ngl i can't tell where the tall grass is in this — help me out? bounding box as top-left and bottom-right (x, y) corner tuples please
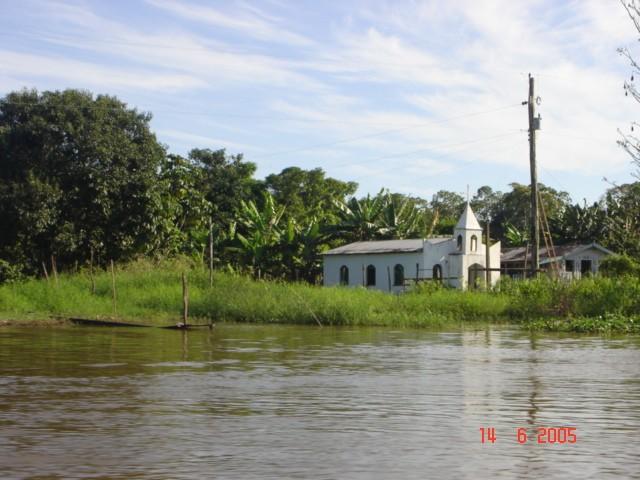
(0, 258), (638, 332)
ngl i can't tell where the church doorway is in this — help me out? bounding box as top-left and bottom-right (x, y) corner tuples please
(468, 263), (484, 290)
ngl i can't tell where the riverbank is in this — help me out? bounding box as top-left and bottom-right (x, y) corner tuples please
(0, 259), (638, 332)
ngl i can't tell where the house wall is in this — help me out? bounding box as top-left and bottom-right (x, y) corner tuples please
(562, 247), (609, 279)
(323, 252), (423, 292)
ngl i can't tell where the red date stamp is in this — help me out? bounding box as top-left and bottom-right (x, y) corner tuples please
(480, 427), (577, 444)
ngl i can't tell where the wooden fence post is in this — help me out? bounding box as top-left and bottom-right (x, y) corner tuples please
(42, 261), (49, 283)
(387, 266), (392, 292)
(51, 255), (58, 286)
(89, 248), (96, 295)
(110, 260), (117, 316)
(182, 272), (189, 326)
(209, 218), (213, 289)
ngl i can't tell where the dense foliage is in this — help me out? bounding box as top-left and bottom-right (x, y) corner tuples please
(1, 88), (640, 283)
(1, 259), (638, 333)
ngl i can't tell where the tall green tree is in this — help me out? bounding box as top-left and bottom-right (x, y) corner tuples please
(264, 167), (357, 224)
(603, 182), (640, 257)
(430, 190), (465, 234)
(492, 182), (571, 242)
(154, 154), (212, 257)
(0, 89), (166, 273)
(189, 148), (258, 231)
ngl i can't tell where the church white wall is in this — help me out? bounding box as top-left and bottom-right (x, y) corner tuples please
(323, 252), (423, 292)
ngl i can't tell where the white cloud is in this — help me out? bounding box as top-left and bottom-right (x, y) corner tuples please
(145, 0), (314, 47)
(0, 50), (205, 91)
(157, 129), (259, 153)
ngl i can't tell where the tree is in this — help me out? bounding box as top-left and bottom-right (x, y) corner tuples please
(189, 148), (258, 232)
(429, 190), (465, 234)
(470, 186), (504, 223)
(233, 191), (285, 277)
(264, 167), (357, 224)
(620, 0), (640, 177)
(0, 89), (166, 274)
(603, 181), (640, 257)
(380, 192), (424, 239)
(491, 182), (571, 243)
(154, 154), (212, 257)
(333, 190), (390, 242)
(556, 200), (607, 244)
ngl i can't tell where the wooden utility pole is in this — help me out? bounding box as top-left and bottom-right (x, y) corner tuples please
(528, 74), (540, 277)
(485, 220), (491, 289)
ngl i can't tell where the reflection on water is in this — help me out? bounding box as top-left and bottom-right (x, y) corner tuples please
(0, 325), (639, 479)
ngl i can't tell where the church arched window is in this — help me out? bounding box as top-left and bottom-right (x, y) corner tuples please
(339, 265), (349, 285)
(457, 235), (463, 251)
(393, 264), (404, 286)
(366, 265), (376, 286)
(433, 264), (442, 281)
(471, 235), (478, 252)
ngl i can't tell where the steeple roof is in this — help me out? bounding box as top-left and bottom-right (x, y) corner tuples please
(455, 202), (482, 231)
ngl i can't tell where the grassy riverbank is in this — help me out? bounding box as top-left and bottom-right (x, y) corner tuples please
(0, 259), (638, 332)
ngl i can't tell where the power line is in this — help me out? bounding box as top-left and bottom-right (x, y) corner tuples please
(250, 103), (522, 159)
(0, 98), (522, 128)
(330, 131), (524, 176)
(1, 97), (523, 156)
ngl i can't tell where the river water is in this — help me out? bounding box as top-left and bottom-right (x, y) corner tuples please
(0, 325), (639, 479)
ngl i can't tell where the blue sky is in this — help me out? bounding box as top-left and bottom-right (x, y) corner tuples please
(1, 0), (638, 203)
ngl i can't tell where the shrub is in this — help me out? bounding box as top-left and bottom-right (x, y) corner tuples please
(599, 254), (640, 277)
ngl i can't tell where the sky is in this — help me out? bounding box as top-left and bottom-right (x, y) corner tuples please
(1, 0), (639, 204)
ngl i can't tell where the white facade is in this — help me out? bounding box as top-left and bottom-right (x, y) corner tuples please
(323, 203), (501, 291)
(553, 245), (612, 279)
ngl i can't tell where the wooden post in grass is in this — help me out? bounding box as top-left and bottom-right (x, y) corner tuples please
(89, 248), (96, 295)
(110, 260), (117, 316)
(209, 218), (213, 288)
(182, 272), (189, 326)
(42, 261), (49, 283)
(51, 255), (58, 286)
(387, 266), (392, 292)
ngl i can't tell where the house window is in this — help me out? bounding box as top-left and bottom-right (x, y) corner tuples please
(457, 235), (463, 251)
(581, 259), (592, 275)
(433, 264), (442, 281)
(471, 235), (478, 252)
(393, 264), (404, 286)
(366, 265), (376, 286)
(339, 265), (349, 285)
(565, 259), (574, 273)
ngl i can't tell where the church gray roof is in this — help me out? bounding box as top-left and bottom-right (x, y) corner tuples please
(455, 203), (482, 231)
(323, 238), (450, 255)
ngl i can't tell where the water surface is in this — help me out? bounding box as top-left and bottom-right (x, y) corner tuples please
(0, 325), (639, 479)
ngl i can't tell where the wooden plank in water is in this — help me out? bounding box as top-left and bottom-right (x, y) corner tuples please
(161, 323), (214, 330)
(69, 318), (151, 328)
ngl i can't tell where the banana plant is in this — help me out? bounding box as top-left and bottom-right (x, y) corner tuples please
(234, 191), (285, 276)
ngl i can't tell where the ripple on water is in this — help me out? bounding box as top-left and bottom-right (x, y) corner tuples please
(0, 326), (638, 480)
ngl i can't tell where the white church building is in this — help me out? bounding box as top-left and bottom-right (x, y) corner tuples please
(322, 203), (501, 291)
